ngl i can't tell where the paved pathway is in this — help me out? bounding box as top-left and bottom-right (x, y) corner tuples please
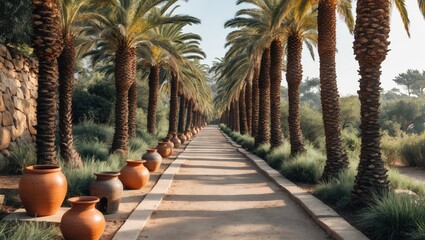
(138, 126), (330, 240)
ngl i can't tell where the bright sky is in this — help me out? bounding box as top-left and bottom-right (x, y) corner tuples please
(176, 0), (425, 96)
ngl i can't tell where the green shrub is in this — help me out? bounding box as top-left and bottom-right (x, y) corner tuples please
(388, 168), (425, 196)
(61, 156), (123, 199)
(0, 221), (60, 240)
(381, 134), (404, 166)
(7, 140), (36, 174)
(266, 144), (290, 170)
(253, 144), (270, 159)
(399, 133), (425, 167)
(358, 191), (425, 240)
(72, 89), (113, 124)
(73, 121), (114, 143)
(128, 137), (149, 160)
(314, 168), (355, 209)
(76, 141), (109, 162)
(239, 135), (255, 150)
(280, 147), (325, 183)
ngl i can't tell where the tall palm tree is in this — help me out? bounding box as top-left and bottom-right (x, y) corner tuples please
(291, 0), (354, 179)
(32, 0), (63, 165)
(351, 0), (414, 206)
(57, 0), (85, 168)
(283, 10), (318, 155)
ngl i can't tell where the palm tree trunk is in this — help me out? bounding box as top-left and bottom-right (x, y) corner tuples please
(239, 86), (248, 134)
(245, 79), (252, 134)
(178, 95), (186, 133)
(270, 38), (285, 150)
(234, 100), (240, 132)
(318, 0), (349, 180)
(251, 66), (260, 137)
(255, 48), (271, 147)
(128, 81), (137, 138)
(58, 34), (82, 168)
(185, 100), (193, 131)
(168, 73), (179, 134)
(351, 0), (391, 206)
(147, 65), (159, 135)
(111, 46), (136, 154)
(32, 0), (62, 165)
(286, 35), (305, 155)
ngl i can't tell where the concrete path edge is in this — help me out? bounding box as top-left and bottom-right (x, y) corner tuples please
(221, 131), (369, 240)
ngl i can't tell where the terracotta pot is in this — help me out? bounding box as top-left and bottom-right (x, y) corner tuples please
(177, 133), (187, 144)
(185, 131), (192, 140)
(170, 134), (181, 148)
(60, 196), (105, 240)
(19, 165), (67, 217)
(156, 141), (172, 158)
(90, 172), (123, 214)
(192, 128), (197, 136)
(142, 148), (162, 172)
(119, 160), (150, 189)
(162, 138), (174, 149)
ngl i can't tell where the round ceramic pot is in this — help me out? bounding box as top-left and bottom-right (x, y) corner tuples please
(162, 138), (174, 150)
(192, 128), (197, 136)
(19, 165), (67, 217)
(142, 149), (162, 172)
(119, 160), (150, 189)
(60, 196), (105, 240)
(90, 172), (123, 214)
(156, 142), (172, 158)
(185, 131), (192, 140)
(177, 133), (187, 144)
(170, 134), (181, 148)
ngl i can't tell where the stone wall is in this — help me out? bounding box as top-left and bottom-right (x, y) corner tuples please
(0, 44), (38, 171)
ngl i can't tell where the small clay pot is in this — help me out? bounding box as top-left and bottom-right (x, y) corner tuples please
(185, 131), (192, 140)
(19, 165), (67, 217)
(170, 134), (181, 148)
(60, 196), (105, 240)
(119, 160), (150, 189)
(156, 141), (172, 158)
(90, 172), (123, 214)
(142, 149), (162, 172)
(177, 133), (187, 144)
(163, 138), (174, 149)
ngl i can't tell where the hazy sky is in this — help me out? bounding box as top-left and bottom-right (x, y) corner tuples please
(176, 0), (425, 96)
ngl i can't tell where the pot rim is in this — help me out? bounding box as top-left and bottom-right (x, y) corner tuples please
(24, 165), (61, 174)
(147, 148), (157, 152)
(125, 159), (146, 164)
(67, 196), (99, 204)
(94, 171), (120, 177)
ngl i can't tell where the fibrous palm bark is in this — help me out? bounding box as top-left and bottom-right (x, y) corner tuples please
(168, 73), (179, 134)
(32, 0), (63, 165)
(58, 35), (82, 168)
(251, 67), (260, 137)
(147, 65), (160, 135)
(239, 86), (248, 134)
(128, 81), (138, 138)
(319, 0), (349, 180)
(286, 35), (305, 155)
(255, 48), (271, 146)
(351, 0), (391, 206)
(269, 38), (285, 150)
(185, 100), (193, 131)
(178, 95), (186, 133)
(245, 79), (252, 134)
(111, 46), (136, 154)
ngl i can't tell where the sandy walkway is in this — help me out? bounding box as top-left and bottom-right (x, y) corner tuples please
(139, 126), (330, 240)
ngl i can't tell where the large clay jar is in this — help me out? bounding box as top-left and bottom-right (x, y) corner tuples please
(119, 160), (150, 189)
(177, 133), (187, 144)
(19, 165), (67, 217)
(170, 134), (181, 148)
(192, 128), (197, 136)
(185, 130), (192, 140)
(60, 196), (105, 240)
(163, 138), (174, 150)
(156, 141), (172, 158)
(90, 172), (123, 214)
(142, 149), (162, 172)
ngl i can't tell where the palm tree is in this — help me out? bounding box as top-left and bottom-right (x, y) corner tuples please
(283, 10), (318, 155)
(57, 0), (85, 168)
(351, 0), (414, 206)
(32, 0), (63, 165)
